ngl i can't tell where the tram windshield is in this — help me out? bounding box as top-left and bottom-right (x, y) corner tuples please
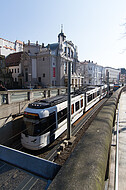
(23, 118), (49, 136)
(23, 112), (56, 136)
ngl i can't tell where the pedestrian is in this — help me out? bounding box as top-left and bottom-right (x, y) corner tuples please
(0, 81), (7, 91)
(0, 81), (7, 103)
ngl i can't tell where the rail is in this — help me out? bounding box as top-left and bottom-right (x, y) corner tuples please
(115, 103), (119, 190)
(0, 87), (69, 105)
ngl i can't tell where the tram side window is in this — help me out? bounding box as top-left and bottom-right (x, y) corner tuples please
(75, 101), (79, 111)
(93, 93), (95, 99)
(71, 104), (74, 114)
(88, 94), (92, 102)
(81, 99), (83, 108)
(48, 112), (56, 131)
(97, 91), (100, 96)
(58, 108), (67, 124)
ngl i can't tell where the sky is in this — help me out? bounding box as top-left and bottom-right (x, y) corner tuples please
(1, 0), (126, 69)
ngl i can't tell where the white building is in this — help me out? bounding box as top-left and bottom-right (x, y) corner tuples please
(0, 38), (23, 57)
(105, 67), (120, 84)
(77, 60), (105, 86)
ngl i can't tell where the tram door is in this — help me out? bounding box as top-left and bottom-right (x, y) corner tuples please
(49, 112), (56, 143)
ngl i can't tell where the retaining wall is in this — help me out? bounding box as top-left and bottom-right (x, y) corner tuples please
(48, 87), (124, 190)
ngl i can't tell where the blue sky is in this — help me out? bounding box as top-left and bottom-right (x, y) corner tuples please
(1, 0), (126, 68)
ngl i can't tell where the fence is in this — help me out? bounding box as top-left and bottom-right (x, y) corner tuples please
(0, 87), (68, 105)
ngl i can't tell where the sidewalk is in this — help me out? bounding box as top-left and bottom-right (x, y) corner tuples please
(109, 91), (126, 190)
(118, 91), (126, 190)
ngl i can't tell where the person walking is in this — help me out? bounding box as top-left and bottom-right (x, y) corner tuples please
(0, 81), (7, 103)
(0, 81), (7, 91)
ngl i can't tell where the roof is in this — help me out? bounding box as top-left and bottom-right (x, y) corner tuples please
(5, 52), (23, 67)
(58, 32), (66, 38)
(46, 43), (59, 51)
(28, 95), (68, 109)
(0, 37), (15, 44)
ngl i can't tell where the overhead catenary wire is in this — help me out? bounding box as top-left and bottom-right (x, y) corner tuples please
(0, 108), (72, 146)
(0, 85), (106, 146)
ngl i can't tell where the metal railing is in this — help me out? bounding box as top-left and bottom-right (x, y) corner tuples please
(0, 87), (68, 105)
(115, 103), (120, 190)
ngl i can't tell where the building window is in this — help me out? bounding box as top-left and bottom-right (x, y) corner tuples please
(68, 47), (70, 57)
(38, 77), (41, 82)
(15, 78), (17, 82)
(12, 69), (13, 73)
(71, 63), (74, 74)
(64, 62), (67, 74)
(43, 57), (45, 61)
(53, 67), (56, 77)
(43, 73), (45, 77)
(18, 68), (19, 73)
(72, 79), (74, 85)
(64, 47), (67, 56)
(52, 81), (54, 86)
(71, 50), (73, 58)
(25, 68), (28, 82)
(52, 62), (55, 66)
(15, 69), (16, 73)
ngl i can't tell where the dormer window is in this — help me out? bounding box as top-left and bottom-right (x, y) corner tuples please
(64, 47), (67, 56)
(71, 50), (73, 58)
(68, 47), (70, 57)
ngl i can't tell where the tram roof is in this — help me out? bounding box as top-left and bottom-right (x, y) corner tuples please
(28, 87), (99, 109)
(28, 95), (68, 109)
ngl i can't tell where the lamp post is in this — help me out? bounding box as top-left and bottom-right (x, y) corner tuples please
(29, 73), (31, 89)
(67, 61), (71, 140)
(107, 71), (109, 97)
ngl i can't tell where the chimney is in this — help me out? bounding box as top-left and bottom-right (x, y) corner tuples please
(28, 40), (30, 45)
(42, 43), (44, 48)
(36, 41), (38, 46)
(47, 44), (50, 50)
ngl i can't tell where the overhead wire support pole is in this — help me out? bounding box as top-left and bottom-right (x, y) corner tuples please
(67, 61), (71, 140)
(107, 71), (109, 97)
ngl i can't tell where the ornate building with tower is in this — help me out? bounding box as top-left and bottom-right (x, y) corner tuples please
(20, 29), (83, 88)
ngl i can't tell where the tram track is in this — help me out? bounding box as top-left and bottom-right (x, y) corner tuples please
(0, 97), (108, 190)
(39, 97), (108, 163)
(72, 98), (107, 136)
(11, 97), (108, 162)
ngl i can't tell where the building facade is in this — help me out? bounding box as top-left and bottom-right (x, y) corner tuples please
(77, 60), (105, 86)
(105, 67), (120, 84)
(0, 55), (13, 88)
(21, 30), (82, 88)
(5, 52), (24, 88)
(0, 38), (23, 57)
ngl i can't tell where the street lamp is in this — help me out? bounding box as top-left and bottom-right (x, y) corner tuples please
(29, 73), (31, 89)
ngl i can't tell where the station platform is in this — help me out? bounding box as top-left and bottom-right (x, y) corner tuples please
(109, 90), (126, 190)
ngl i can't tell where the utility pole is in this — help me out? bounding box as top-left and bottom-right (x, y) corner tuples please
(67, 61), (71, 140)
(29, 73), (31, 89)
(107, 71), (109, 97)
